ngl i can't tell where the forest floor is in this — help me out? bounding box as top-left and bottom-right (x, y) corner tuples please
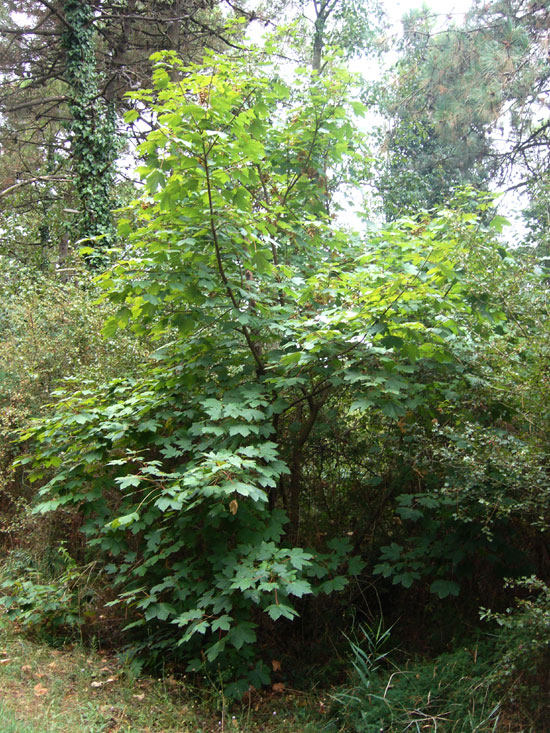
(0, 623), (331, 733)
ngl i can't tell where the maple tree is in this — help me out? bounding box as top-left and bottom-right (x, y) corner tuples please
(15, 43), (516, 690)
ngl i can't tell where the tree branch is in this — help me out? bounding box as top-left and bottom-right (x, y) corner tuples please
(0, 175), (72, 200)
(201, 140), (266, 376)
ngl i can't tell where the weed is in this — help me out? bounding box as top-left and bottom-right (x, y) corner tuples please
(332, 622), (505, 732)
(0, 545), (101, 643)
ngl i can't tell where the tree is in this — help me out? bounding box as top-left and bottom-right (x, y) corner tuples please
(309, 0), (383, 71)
(378, 0), (550, 219)
(17, 41), (510, 688)
(377, 8), (494, 219)
(0, 0), (244, 262)
(435, 0), (550, 189)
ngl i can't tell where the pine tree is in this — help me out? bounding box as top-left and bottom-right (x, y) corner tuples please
(378, 0), (550, 218)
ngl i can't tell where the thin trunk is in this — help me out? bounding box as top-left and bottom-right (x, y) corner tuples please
(286, 393), (327, 543)
(312, 16), (325, 72)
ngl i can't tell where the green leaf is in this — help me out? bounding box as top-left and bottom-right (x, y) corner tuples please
(380, 400), (405, 420)
(392, 571), (420, 589)
(144, 602), (175, 621)
(348, 556), (366, 575)
(265, 603), (298, 621)
(318, 576), (349, 593)
(115, 475), (142, 489)
(229, 622), (257, 650)
(211, 614), (232, 632)
(228, 424), (259, 437)
(124, 109), (139, 124)
(430, 580), (460, 599)
(489, 215), (510, 232)
(109, 512), (139, 529)
(288, 548), (314, 570)
(285, 579), (312, 597)
(146, 169), (165, 193)
(379, 543), (403, 562)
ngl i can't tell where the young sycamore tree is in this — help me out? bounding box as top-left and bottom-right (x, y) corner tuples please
(20, 44), (505, 692)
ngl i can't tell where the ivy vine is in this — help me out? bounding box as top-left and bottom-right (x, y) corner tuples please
(62, 0), (119, 263)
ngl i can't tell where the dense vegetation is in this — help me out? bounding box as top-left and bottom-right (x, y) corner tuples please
(1, 0), (549, 730)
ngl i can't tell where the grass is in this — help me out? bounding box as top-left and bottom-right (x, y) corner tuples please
(0, 703), (37, 733)
(0, 620), (332, 733)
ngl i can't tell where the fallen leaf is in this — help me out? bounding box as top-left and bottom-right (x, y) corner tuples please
(21, 665), (32, 675)
(91, 681), (104, 688)
(0, 658), (11, 665)
(33, 684), (48, 697)
(229, 499), (238, 515)
(271, 659), (281, 672)
(272, 682), (285, 693)
(132, 693), (145, 701)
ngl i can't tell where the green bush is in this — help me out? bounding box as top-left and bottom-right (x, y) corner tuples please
(14, 45), (523, 693)
(0, 258), (146, 548)
(0, 545), (99, 641)
(481, 576), (550, 724)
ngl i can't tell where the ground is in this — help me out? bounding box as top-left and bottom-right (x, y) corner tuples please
(0, 624), (330, 733)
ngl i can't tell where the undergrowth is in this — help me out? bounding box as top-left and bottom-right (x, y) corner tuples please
(2, 556), (550, 732)
(334, 633), (502, 732)
(332, 581), (550, 732)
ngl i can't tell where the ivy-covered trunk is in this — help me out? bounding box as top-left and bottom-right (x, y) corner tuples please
(62, 0), (119, 262)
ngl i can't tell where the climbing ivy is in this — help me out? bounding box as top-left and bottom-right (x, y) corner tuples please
(62, 0), (119, 262)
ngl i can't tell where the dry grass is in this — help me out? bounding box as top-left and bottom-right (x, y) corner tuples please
(0, 621), (331, 733)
